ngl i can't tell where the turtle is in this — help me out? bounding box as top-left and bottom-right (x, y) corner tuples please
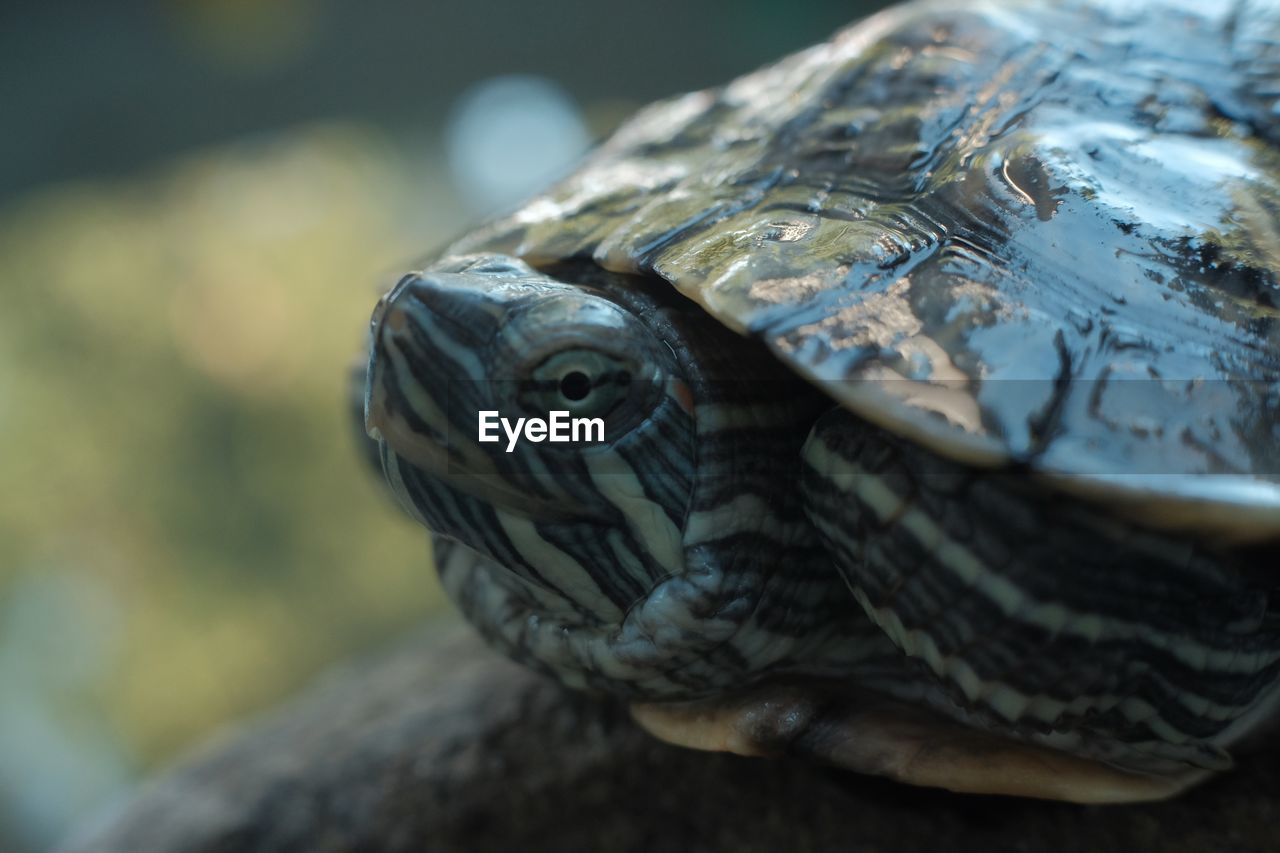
(359, 0), (1280, 803)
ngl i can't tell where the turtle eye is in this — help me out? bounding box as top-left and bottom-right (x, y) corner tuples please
(558, 370), (592, 402)
(517, 349), (638, 424)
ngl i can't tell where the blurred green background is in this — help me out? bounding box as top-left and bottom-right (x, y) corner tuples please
(0, 0), (885, 849)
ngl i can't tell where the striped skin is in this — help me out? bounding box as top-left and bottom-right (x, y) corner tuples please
(364, 252), (1280, 781)
(365, 255), (897, 697)
(353, 0), (1280, 794)
(802, 406), (1280, 773)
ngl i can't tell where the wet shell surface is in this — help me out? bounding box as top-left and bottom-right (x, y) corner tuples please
(452, 0), (1280, 539)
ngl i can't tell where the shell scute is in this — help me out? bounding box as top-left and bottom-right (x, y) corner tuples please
(451, 0), (1280, 533)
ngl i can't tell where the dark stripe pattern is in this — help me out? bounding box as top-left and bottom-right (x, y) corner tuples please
(802, 406), (1280, 771)
(369, 257), (897, 696)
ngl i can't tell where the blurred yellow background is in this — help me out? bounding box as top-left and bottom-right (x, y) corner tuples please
(0, 0), (883, 848)
(0, 126), (443, 847)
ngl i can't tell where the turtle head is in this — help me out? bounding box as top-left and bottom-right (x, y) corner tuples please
(365, 254), (685, 527)
(363, 254), (847, 697)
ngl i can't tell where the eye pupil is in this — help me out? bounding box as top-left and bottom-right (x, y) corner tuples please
(559, 371), (592, 402)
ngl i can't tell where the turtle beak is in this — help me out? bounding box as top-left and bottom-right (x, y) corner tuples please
(363, 277), (409, 444)
(363, 273), (456, 477)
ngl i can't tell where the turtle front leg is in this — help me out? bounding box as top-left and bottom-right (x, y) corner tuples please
(630, 684), (1210, 803)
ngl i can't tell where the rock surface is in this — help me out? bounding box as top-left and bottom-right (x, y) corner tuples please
(61, 620), (1280, 853)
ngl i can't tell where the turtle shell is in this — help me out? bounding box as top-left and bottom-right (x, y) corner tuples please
(450, 0), (1280, 540)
